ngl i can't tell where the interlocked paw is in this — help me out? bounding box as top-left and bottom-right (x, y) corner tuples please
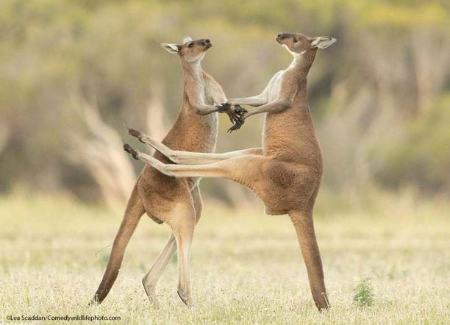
(216, 103), (246, 133)
(233, 104), (247, 116)
(216, 102), (231, 112)
(226, 105), (247, 133)
(227, 112), (241, 125)
(227, 119), (244, 133)
(123, 143), (139, 160)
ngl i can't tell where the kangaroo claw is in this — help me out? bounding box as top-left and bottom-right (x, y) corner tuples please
(227, 120), (244, 133)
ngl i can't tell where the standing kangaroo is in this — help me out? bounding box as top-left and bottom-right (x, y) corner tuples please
(124, 32), (336, 310)
(90, 37), (239, 306)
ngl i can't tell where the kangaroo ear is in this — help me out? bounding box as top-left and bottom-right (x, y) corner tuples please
(182, 36), (193, 44)
(311, 36), (336, 49)
(161, 43), (180, 54)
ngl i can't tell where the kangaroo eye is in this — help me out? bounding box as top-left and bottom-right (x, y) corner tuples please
(293, 38), (298, 43)
(188, 43), (194, 48)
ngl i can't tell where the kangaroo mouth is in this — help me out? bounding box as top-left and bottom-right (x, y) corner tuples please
(205, 43), (212, 49)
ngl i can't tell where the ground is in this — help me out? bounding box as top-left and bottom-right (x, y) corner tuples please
(0, 194), (449, 324)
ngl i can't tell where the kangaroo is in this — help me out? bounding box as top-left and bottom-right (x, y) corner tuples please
(90, 37), (240, 306)
(124, 32), (336, 310)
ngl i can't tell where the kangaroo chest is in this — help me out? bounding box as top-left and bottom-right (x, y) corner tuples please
(187, 80), (218, 152)
(267, 70), (284, 102)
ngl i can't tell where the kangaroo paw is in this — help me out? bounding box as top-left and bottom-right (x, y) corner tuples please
(234, 104), (247, 115)
(216, 102), (231, 112)
(227, 120), (244, 133)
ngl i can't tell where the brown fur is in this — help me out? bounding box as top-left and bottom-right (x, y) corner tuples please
(126, 33), (336, 310)
(90, 38), (228, 306)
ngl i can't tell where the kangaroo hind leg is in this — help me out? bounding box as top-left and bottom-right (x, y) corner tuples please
(124, 144), (265, 182)
(165, 202), (197, 306)
(141, 187), (202, 305)
(128, 128), (262, 164)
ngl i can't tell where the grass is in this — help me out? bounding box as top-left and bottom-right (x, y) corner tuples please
(0, 193), (449, 324)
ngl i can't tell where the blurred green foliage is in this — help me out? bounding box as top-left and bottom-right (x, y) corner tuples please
(0, 0), (449, 202)
(378, 96), (450, 193)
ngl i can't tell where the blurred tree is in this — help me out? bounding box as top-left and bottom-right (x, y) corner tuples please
(376, 95), (450, 193)
(0, 0), (449, 203)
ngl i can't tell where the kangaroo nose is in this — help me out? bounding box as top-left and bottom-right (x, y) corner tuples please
(202, 39), (212, 47)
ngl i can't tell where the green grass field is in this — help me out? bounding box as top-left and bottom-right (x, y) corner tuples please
(0, 194), (449, 324)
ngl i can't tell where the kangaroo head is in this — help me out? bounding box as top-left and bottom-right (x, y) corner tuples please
(276, 32), (336, 56)
(161, 36), (212, 63)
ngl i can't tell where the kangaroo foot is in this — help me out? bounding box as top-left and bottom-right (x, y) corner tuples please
(123, 143), (139, 160)
(177, 289), (192, 307)
(128, 128), (147, 144)
(142, 282), (160, 308)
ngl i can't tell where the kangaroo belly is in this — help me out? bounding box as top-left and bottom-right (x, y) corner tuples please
(137, 170), (193, 224)
(257, 161), (319, 214)
(229, 157), (320, 216)
(138, 109), (218, 224)
(164, 110), (218, 154)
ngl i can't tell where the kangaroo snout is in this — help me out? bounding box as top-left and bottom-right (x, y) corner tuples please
(276, 33), (288, 42)
(201, 39), (212, 48)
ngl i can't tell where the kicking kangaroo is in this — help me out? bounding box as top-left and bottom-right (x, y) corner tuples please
(90, 37), (239, 306)
(124, 32), (336, 310)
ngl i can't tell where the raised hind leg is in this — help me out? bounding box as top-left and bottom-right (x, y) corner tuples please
(141, 187), (202, 305)
(124, 143), (265, 180)
(128, 128), (261, 164)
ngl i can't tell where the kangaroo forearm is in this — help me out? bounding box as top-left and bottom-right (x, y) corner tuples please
(229, 96), (267, 107)
(245, 100), (290, 118)
(192, 103), (218, 115)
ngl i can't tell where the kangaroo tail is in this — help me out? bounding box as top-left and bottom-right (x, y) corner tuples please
(90, 185), (145, 305)
(288, 209), (329, 310)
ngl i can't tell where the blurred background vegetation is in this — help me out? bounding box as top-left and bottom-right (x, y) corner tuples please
(0, 0), (449, 211)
